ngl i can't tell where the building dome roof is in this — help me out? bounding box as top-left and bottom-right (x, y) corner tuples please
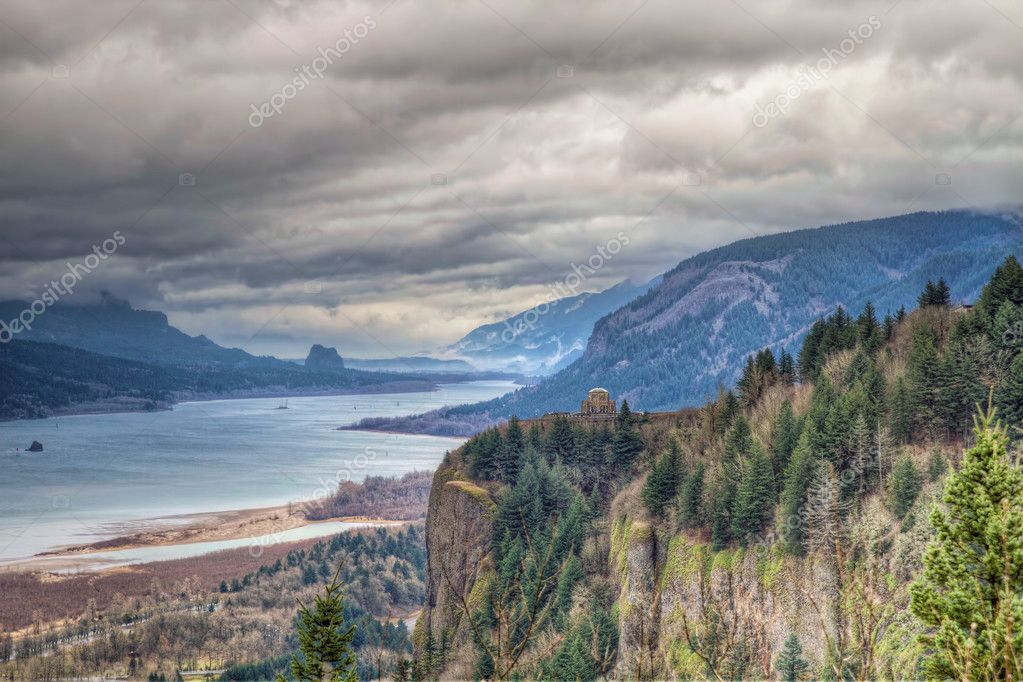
(589, 387), (609, 394)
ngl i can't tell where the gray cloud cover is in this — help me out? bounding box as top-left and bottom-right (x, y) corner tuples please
(0, 0), (1020, 357)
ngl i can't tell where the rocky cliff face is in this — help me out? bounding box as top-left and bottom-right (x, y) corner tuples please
(420, 494), (841, 679)
(415, 463), (496, 673)
(304, 343), (345, 371)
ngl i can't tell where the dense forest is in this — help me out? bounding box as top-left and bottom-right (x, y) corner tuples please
(415, 256), (1023, 680)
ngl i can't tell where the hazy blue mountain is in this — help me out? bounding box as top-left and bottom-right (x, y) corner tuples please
(0, 294), (284, 369)
(345, 356), (478, 373)
(456, 209), (1023, 419)
(446, 277), (660, 374)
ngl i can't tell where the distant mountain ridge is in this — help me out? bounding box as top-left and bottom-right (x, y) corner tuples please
(0, 295), (283, 368)
(456, 209), (1023, 419)
(445, 277), (659, 374)
(0, 299), (446, 420)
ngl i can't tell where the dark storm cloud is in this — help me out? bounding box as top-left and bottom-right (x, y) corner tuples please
(1, 0), (1021, 356)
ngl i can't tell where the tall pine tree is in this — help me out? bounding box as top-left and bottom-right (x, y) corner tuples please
(910, 407), (1023, 680)
(283, 564), (358, 682)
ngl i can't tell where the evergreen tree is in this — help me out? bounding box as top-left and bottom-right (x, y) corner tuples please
(737, 354), (760, 408)
(712, 417), (754, 548)
(780, 427), (818, 554)
(978, 255), (1023, 320)
(943, 340), (987, 437)
(936, 277), (951, 306)
(776, 633), (811, 681)
(282, 564), (357, 682)
(856, 301), (882, 352)
(302, 564), (318, 585)
(919, 278), (952, 307)
(641, 439), (684, 517)
(545, 415), (575, 465)
(542, 619), (599, 681)
(679, 462), (705, 528)
(731, 449), (776, 544)
(610, 400), (643, 470)
(710, 478), (734, 551)
(527, 422), (544, 451)
(468, 428), (504, 480)
(996, 352), (1023, 434)
(492, 449), (573, 550)
(927, 448), (948, 482)
(906, 327), (942, 437)
(990, 301), (1023, 351)
(910, 407), (1023, 680)
(889, 454), (922, 519)
(779, 349), (796, 385)
(883, 312), (896, 340)
(716, 390), (740, 435)
(772, 400), (801, 477)
(494, 418), (524, 483)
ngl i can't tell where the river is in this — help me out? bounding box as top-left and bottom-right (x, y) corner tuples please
(0, 380), (513, 563)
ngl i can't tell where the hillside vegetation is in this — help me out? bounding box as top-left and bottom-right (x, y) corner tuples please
(415, 256), (1023, 680)
(462, 209), (1023, 419)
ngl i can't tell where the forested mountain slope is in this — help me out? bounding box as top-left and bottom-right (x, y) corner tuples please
(414, 258), (1023, 680)
(463, 209), (1022, 418)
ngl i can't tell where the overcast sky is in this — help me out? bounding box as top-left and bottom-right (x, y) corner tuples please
(0, 0), (1020, 358)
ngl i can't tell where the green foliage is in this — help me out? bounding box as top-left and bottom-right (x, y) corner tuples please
(772, 400), (800, 476)
(918, 278), (952, 307)
(927, 449), (948, 482)
(731, 449), (776, 545)
(776, 633), (811, 681)
(492, 449), (573, 551)
(642, 439), (685, 517)
(738, 348), (779, 407)
(798, 306), (858, 380)
(497, 416), (524, 481)
(283, 564), (358, 682)
(610, 400), (644, 470)
(977, 255), (1023, 320)
(679, 463), (705, 528)
(889, 454), (923, 520)
(910, 407), (1023, 680)
(780, 427), (819, 554)
(545, 415), (576, 464)
(906, 327), (943, 437)
(996, 352), (1023, 434)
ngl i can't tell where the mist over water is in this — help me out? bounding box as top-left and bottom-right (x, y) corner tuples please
(0, 381), (514, 562)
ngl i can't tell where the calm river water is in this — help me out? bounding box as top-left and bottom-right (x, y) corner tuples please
(0, 380), (513, 563)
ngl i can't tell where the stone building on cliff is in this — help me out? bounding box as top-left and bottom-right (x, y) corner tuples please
(580, 387), (616, 416)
